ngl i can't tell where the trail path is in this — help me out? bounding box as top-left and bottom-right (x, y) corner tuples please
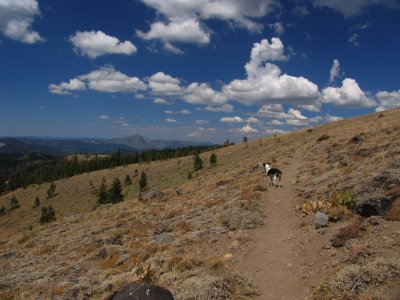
(236, 149), (312, 300)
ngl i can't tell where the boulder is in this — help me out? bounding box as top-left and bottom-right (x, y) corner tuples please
(110, 282), (174, 300)
(154, 233), (173, 244)
(314, 211), (329, 228)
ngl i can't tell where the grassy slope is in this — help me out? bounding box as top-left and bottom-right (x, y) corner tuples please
(0, 108), (399, 299)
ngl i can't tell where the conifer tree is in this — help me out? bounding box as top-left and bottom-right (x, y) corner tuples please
(47, 182), (56, 198)
(0, 206), (5, 215)
(139, 171), (148, 192)
(108, 178), (124, 203)
(33, 196), (40, 208)
(243, 136), (248, 148)
(124, 174), (132, 186)
(10, 195), (20, 210)
(210, 152), (217, 166)
(97, 178), (108, 204)
(193, 153), (203, 171)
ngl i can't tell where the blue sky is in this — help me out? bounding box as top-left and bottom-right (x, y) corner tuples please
(1, 0), (399, 143)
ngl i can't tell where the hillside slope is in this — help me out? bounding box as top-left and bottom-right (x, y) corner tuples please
(0, 109), (399, 299)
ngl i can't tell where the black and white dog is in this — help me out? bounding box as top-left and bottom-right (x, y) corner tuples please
(263, 163), (283, 187)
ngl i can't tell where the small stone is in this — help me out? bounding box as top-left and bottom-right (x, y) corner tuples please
(314, 211), (329, 229)
(345, 238), (359, 250)
(223, 253), (233, 260)
(154, 233), (173, 244)
(230, 240), (240, 249)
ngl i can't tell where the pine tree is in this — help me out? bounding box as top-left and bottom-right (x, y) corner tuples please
(124, 174), (132, 186)
(33, 196), (40, 208)
(108, 178), (124, 203)
(210, 152), (217, 166)
(243, 136), (248, 148)
(46, 182), (56, 198)
(97, 178), (108, 204)
(193, 153), (203, 171)
(139, 171), (148, 192)
(40, 206), (56, 224)
(0, 206), (5, 215)
(10, 195), (20, 210)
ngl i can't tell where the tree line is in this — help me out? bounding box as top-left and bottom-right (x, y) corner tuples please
(0, 143), (233, 195)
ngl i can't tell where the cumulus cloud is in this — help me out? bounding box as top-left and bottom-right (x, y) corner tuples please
(195, 119), (209, 125)
(49, 78), (86, 95)
(348, 33), (359, 47)
(329, 59), (341, 83)
(98, 115), (110, 120)
(0, 0), (44, 43)
(183, 82), (227, 105)
(245, 38), (288, 77)
(247, 117), (260, 123)
(69, 30), (137, 59)
(148, 72), (183, 95)
(223, 38), (320, 106)
(49, 66), (147, 94)
(264, 128), (286, 135)
(139, 0), (278, 32)
(239, 123), (259, 133)
(269, 22), (285, 36)
(309, 114), (344, 123)
(298, 103), (321, 112)
(269, 119), (284, 125)
(220, 116), (245, 123)
(375, 90), (400, 111)
(203, 104), (234, 113)
(137, 19), (210, 45)
(312, 0), (399, 17)
(321, 78), (376, 108)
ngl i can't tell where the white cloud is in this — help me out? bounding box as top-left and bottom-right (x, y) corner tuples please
(136, 18), (210, 46)
(269, 22), (285, 36)
(148, 72), (183, 95)
(348, 33), (359, 47)
(257, 106), (308, 122)
(69, 30), (137, 59)
(49, 78), (86, 95)
(292, 5), (310, 16)
(312, 0), (399, 17)
(269, 119), (284, 125)
(195, 119), (209, 125)
(165, 109), (192, 115)
(98, 115), (110, 120)
(183, 82), (227, 105)
(321, 78), (376, 108)
(245, 38), (288, 77)
(286, 119), (308, 126)
(0, 0), (44, 43)
(246, 117), (260, 123)
(298, 103), (321, 112)
(139, 0), (278, 33)
(203, 104), (234, 113)
(135, 94), (145, 99)
(329, 59), (341, 83)
(220, 116), (245, 123)
(153, 97), (170, 105)
(264, 128), (286, 135)
(49, 66), (147, 94)
(163, 41), (185, 54)
(239, 123), (259, 133)
(375, 90), (400, 111)
(166, 118), (179, 123)
(309, 114), (344, 123)
(223, 38), (320, 106)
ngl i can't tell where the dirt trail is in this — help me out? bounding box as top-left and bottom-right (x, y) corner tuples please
(236, 149), (312, 300)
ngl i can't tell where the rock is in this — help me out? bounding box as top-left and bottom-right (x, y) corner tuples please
(154, 233), (173, 244)
(142, 190), (164, 201)
(317, 134), (330, 142)
(314, 211), (329, 228)
(344, 238), (359, 250)
(110, 282), (174, 300)
(223, 253), (233, 260)
(229, 240), (240, 249)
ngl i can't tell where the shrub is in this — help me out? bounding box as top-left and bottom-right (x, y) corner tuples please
(331, 221), (361, 247)
(10, 195), (20, 210)
(334, 189), (354, 207)
(40, 206), (56, 225)
(0, 206), (5, 215)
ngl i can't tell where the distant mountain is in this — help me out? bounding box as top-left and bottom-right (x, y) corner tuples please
(0, 135), (213, 155)
(111, 135), (213, 150)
